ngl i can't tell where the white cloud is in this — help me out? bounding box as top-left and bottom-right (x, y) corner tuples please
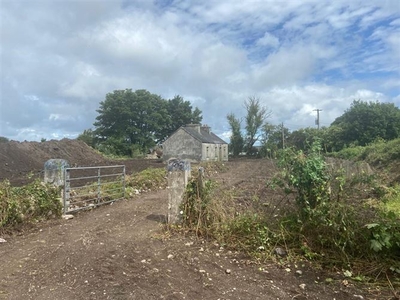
(256, 32), (279, 48)
(0, 0), (399, 141)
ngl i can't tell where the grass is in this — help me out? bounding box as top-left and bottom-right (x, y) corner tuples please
(126, 168), (167, 194)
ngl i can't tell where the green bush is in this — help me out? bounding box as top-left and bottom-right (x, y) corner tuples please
(366, 211), (400, 254)
(333, 138), (400, 166)
(274, 141), (331, 216)
(0, 180), (62, 229)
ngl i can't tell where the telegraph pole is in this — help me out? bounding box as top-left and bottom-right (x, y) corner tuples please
(313, 109), (322, 129)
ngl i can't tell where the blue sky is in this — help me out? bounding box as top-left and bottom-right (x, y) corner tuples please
(1, 0), (399, 142)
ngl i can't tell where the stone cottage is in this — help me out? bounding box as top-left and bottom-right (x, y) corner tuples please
(163, 124), (228, 162)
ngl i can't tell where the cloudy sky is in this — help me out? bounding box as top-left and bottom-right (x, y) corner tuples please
(1, 0), (399, 142)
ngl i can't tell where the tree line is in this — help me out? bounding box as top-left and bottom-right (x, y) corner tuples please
(2, 88), (397, 158)
(228, 98), (400, 157)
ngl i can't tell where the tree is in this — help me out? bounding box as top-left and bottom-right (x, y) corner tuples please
(332, 100), (400, 148)
(320, 125), (344, 152)
(227, 113), (244, 157)
(244, 97), (271, 155)
(159, 95), (202, 142)
(286, 127), (322, 151)
(0, 136), (9, 143)
(259, 123), (289, 158)
(93, 89), (202, 156)
(94, 89), (169, 156)
(77, 129), (97, 148)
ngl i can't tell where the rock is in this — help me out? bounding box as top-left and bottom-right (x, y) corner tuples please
(167, 254), (174, 259)
(295, 270), (303, 276)
(353, 295), (364, 299)
(299, 284), (306, 290)
(274, 247), (287, 257)
(225, 269), (231, 274)
(0, 238), (6, 243)
(62, 214), (74, 220)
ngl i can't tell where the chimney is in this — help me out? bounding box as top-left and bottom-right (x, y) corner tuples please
(202, 124), (211, 134)
(186, 123), (201, 133)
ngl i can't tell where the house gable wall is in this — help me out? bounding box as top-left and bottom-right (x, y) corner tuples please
(163, 129), (202, 162)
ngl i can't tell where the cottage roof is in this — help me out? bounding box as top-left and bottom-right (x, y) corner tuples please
(180, 125), (227, 144)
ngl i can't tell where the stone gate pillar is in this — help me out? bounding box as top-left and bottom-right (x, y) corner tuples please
(44, 159), (70, 187)
(167, 159), (191, 224)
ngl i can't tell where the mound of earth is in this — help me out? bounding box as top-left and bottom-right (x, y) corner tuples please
(0, 139), (164, 186)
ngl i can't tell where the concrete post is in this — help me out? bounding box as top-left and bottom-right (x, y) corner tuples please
(44, 159), (70, 213)
(44, 159), (70, 187)
(167, 159), (191, 224)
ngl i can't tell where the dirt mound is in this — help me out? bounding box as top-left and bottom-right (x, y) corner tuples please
(0, 139), (164, 186)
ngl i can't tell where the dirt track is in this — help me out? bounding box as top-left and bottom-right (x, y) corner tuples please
(0, 158), (385, 300)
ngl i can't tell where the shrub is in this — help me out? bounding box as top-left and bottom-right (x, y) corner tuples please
(0, 180), (62, 230)
(274, 141), (331, 217)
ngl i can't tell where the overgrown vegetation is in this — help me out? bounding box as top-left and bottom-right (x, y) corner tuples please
(332, 138), (400, 166)
(0, 179), (62, 231)
(0, 167), (167, 230)
(126, 168), (167, 194)
(178, 142), (400, 286)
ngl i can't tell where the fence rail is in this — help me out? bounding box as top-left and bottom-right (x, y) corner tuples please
(63, 165), (125, 213)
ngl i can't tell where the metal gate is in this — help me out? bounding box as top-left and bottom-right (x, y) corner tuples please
(63, 165), (125, 213)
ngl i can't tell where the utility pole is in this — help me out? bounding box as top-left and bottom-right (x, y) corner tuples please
(313, 109), (322, 129)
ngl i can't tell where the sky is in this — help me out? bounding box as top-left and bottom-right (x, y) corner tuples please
(1, 0), (399, 142)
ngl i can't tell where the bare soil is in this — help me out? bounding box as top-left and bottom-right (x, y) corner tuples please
(0, 139), (164, 186)
(0, 140), (396, 299)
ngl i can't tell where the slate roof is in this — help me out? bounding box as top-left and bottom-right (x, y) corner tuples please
(181, 125), (227, 144)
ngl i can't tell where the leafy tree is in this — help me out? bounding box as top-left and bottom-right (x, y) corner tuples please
(159, 95), (202, 142)
(286, 127), (323, 151)
(93, 89), (202, 156)
(259, 123), (289, 158)
(244, 97), (271, 155)
(0, 136), (9, 143)
(320, 125), (345, 152)
(94, 89), (169, 156)
(77, 129), (97, 148)
(227, 113), (244, 156)
(332, 100), (400, 148)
